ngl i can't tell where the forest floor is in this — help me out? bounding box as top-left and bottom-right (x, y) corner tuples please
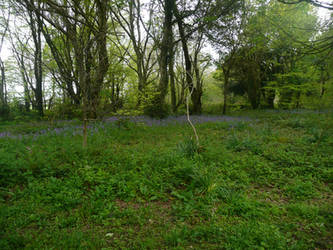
(0, 110), (332, 249)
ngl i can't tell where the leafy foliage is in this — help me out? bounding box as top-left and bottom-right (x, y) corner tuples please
(0, 111), (332, 249)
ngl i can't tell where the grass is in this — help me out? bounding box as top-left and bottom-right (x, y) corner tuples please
(0, 110), (332, 249)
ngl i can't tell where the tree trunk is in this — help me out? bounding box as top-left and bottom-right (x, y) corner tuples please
(223, 68), (229, 115)
(192, 60), (202, 114)
(266, 89), (275, 109)
(247, 60), (261, 109)
(157, 0), (174, 112)
(320, 71), (327, 98)
(0, 58), (6, 106)
(34, 27), (43, 116)
(169, 33), (176, 112)
(91, 0), (109, 118)
(29, 3), (43, 116)
(24, 82), (30, 112)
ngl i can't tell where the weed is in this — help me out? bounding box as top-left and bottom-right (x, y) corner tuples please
(284, 180), (319, 201)
(177, 137), (200, 158)
(224, 221), (287, 250)
(227, 133), (262, 154)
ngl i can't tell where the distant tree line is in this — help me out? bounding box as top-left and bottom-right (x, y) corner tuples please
(0, 0), (332, 120)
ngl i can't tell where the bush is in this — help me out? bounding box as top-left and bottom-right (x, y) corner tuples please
(0, 104), (10, 120)
(143, 101), (170, 118)
(140, 88), (170, 118)
(45, 102), (82, 120)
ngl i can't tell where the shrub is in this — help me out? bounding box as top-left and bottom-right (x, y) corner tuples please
(143, 101), (170, 118)
(133, 86), (171, 118)
(0, 104), (10, 120)
(46, 102), (82, 120)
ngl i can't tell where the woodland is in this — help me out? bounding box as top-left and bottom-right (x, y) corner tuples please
(0, 0), (332, 249)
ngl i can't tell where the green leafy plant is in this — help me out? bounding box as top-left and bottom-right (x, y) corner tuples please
(177, 137), (200, 158)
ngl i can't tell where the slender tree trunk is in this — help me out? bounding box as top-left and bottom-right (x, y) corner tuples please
(28, 3), (44, 116)
(0, 58), (6, 106)
(169, 33), (176, 112)
(85, 37), (93, 117)
(35, 25), (43, 116)
(157, 0), (174, 112)
(24, 82), (30, 112)
(222, 68), (229, 115)
(193, 52), (203, 114)
(320, 83), (325, 98)
(175, 71), (186, 109)
(0, 7), (9, 109)
(320, 71), (326, 98)
(247, 60), (261, 109)
(266, 89), (275, 108)
(295, 91), (301, 109)
(170, 58), (176, 112)
(77, 45), (88, 147)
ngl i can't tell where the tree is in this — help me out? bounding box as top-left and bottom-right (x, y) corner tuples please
(265, 1), (319, 108)
(27, 0), (43, 116)
(0, 0), (10, 116)
(208, 2), (245, 113)
(16, 0), (110, 146)
(174, 0), (243, 114)
(8, 0), (45, 115)
(278, 0), (333, 10)
(18, 0), (110, 118)
(277, 0), (333, 54)
(40, 25), (82, 106)
(225, 0), (319, 109)
(110, 0), (159, 105)
(150, 0), (174, 117)
(192, 33), (211, 114)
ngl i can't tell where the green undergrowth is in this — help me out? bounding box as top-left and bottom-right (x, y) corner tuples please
(0, 111), (332, 249)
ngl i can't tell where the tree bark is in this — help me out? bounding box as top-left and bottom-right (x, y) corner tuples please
(0, 58), (6, 106)
(156, 0), (174, 111)
(169, 33), (176, 112)
(222, 68), (229, 115)
(28, 1), (43, 116)
(0, 6), (9, 108)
